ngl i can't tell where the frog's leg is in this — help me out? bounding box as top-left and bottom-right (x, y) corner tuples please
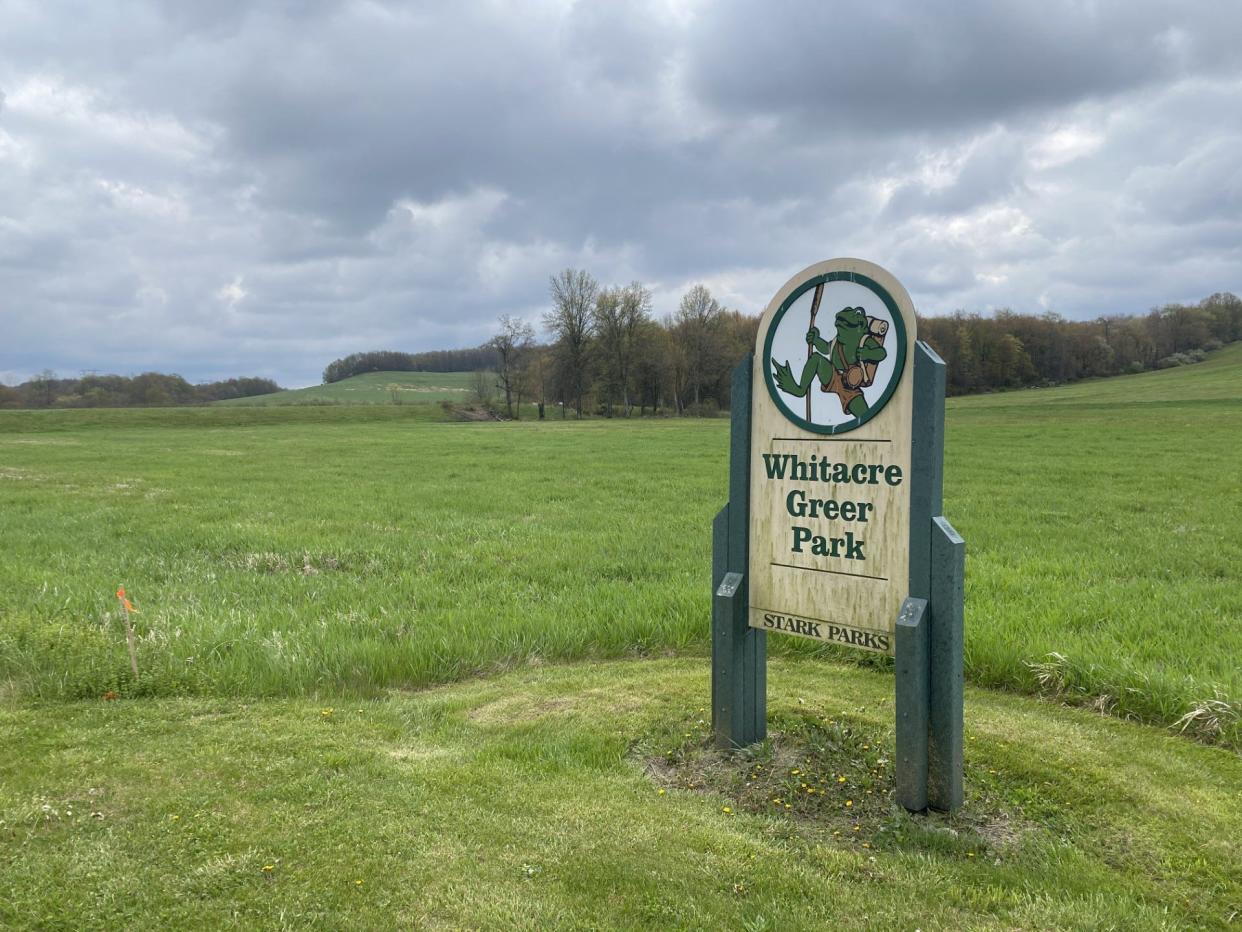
(847, 394), (869, 418)
(773, 353), (832, 398)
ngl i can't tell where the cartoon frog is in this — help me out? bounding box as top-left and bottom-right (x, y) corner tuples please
(772, 306), (888, 417)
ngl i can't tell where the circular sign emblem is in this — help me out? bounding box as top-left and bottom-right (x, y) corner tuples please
(763, 271), (907, 434)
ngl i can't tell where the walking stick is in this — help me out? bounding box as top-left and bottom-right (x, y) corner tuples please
(805, 283), (824, 421)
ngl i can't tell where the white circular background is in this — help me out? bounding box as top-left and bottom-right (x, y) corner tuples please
(767, 279), (900, 428)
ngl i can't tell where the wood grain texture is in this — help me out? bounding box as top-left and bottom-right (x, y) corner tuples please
(747, 258), (918, 655)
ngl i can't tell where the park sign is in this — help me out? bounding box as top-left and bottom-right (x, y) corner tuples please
(752, 260), (915, 653)
(711, 258), (966, 813)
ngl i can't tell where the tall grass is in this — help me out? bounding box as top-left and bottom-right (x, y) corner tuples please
(1, 345), (1239, 747)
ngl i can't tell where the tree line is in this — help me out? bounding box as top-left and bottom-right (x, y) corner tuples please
(8, 287), (1232, 415)
(478, 271), (758, 419)
(0, 371), (282, 409)
(919, 291), (1241, 395)
(489, 274), (1242, 419)
(323, 346), (499, 383)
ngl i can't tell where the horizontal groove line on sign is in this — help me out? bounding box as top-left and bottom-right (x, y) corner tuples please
(771, 436), (893, 443)
(768, 560), (889, 582)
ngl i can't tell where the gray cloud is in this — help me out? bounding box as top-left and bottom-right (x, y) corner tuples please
(2, 0), (1241, 386)
(688, 0), (1242, 129)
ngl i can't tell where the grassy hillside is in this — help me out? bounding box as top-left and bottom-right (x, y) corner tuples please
(956, 340), (1242, 407)
(216, 370), (477, 406)
(2, 659), (1239, 929)
(0, 345), (1238, 747)
(944, 341), (1242, 737)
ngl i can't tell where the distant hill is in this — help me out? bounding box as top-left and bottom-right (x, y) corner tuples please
(952, 339), (1242, 408)
(213, 371), (477, 406)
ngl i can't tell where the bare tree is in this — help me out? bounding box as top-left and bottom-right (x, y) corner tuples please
(489, 316), (535, 419)
(529, 345), (551, 419)
(29, 369), (58, 408)
(598, 281), (652, 416)
(672, 284), (724, 408)
(632, 317), (670, 416)
(545, 269), (598, 418)
(470, 369), (496, 407)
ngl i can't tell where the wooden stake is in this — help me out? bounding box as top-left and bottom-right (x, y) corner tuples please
(805, 283), (825, 422)
(118, 592), (139, 680)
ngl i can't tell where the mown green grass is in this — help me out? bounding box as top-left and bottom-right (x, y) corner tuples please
(1, 658), (1238, 930)
(216, 370), (476, 406)
(0, 346), (1239, 747)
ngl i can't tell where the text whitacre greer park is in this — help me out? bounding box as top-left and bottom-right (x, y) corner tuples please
(761, 453), (903, 562)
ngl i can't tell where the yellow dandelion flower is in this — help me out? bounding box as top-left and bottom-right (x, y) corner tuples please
(845, 800), (853, 807)
(837, 776), (846, 783)
(658, 788), (666, 796)
(262, 865), (274, 872)
(722, 806), (732, 814)
(355, 879), (364, 885)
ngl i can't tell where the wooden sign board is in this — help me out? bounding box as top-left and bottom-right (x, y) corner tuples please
(748, 259), (917, 654)
(712, 256), (962, 811)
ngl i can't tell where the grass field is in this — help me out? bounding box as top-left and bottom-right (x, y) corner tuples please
(944, 343), (1242, 741)
(2, 344), (1240, 927)
(2, 659), (1239, 929)
(216, 370), (477, 406)
(1, 345), (1239, 747)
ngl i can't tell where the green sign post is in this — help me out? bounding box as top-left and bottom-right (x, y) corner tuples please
(711, 258), (965, 812)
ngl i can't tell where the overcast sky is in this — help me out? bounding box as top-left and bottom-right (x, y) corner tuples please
(2, 1), (1240, 387)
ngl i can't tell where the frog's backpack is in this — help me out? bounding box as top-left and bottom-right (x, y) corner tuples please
(833, 316), (889, 393)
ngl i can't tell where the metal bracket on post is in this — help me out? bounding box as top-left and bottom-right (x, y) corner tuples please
(711, 356), (766, 750)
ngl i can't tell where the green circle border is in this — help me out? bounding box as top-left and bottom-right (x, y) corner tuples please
(762, 271), (908, 435)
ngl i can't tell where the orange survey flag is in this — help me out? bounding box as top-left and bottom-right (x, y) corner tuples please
(116, 587), (137, 613)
